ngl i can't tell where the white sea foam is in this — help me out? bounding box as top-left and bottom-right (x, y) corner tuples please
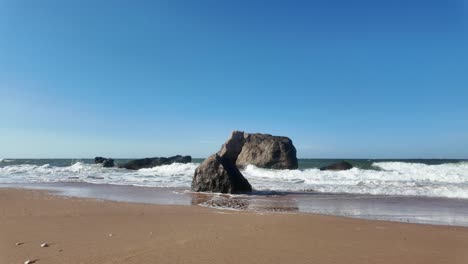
(243, 162), (468, 199)
(0, 161), (467, 199)
(0, 162), (198, 188)
(138, 163), (198, 177)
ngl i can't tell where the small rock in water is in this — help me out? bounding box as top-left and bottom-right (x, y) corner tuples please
(40, 243), (49, 248)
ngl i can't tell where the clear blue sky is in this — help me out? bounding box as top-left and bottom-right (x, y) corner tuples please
(0, 0), (467, 159)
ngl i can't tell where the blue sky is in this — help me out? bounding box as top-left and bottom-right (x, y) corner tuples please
(0, 0), (467, 158)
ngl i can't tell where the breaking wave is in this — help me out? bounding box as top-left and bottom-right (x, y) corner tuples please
(1, 161), (468, 199)
(0, 162), (198, 188)
(243, 161), (468, 199)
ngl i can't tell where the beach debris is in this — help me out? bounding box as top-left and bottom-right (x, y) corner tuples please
(40, 243), (49, 248)
(16, 242), (24, 246)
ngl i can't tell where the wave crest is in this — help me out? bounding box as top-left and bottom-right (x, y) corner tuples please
(242, 162), (468, 199)
(1, 161), (468, 199)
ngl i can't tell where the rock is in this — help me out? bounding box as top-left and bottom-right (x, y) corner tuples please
(119, 155), (192, 170)
(24, 260), (36, 264)
(236, 133), (298, 169)
(16, 242), (23, 246)
(94, 157), (114, 168)
(40, 243), (49, 248)
(217, 130), (245, 163)
(192, 131), (252, 194)
(192, 154), (252, 193)
(319, 161), (353, 171)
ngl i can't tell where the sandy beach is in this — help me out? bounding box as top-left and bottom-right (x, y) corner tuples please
(1, 188), (468, 264)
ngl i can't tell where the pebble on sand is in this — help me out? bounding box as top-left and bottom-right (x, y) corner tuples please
(16, 242), (23, 246)
(108, 233), (113, 237)
(40, 243), (49, 248)
(24, 260), (36, 264)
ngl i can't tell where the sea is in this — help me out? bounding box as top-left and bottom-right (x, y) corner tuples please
(1, 158), (468, 226)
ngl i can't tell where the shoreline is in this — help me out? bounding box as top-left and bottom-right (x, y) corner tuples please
(1, 188), (468, 264)
(3, 182), (468, 227)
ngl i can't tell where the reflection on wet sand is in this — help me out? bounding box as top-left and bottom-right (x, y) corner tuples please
(3, 182), (468, 226)
(190, 192), (299, 212)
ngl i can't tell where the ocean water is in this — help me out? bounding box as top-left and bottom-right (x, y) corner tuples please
(1, 158), (467, 199)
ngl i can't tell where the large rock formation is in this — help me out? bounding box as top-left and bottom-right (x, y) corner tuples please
(192, 131), (252, 194)
(319, 161), (353, 171)
(236, 133), (298, 169)
(94, 157), (114, 168)
(119, 155), (191, 170)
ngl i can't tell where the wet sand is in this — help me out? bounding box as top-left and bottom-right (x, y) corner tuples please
(4, 182), (468, 226)
(1, 188), (468, 264)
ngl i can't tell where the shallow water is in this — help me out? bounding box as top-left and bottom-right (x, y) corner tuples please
(3, 182), (468, 227)
(1, 159), (468, 199)
(2, 158), (468, 226)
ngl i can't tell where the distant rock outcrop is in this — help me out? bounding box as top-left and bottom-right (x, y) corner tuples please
(192, 131), (252, 194)
(319, 161), (353, 171)
(119, 155), (192, 170)
(94, 157), (115, 168)
(236, 133), (298, 169)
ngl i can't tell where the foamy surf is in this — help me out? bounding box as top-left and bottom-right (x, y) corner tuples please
(0, 160), (467, 199)
(243, 162), (468, 199)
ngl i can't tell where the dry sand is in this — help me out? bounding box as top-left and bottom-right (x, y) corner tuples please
(1, 188), (468, 264)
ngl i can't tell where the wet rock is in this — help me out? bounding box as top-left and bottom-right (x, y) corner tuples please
(119, 155), (191, 170)
(319, 161), (353, 171)
(192, 154), (252, 193)
(236, 133), (298, 169)
(94, 157), (115, 168)
(192, 131), (252, 194)
(192, 131), (298, 193)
